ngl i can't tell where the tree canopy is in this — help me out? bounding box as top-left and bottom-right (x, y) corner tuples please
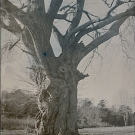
(1, 0), (135, 70)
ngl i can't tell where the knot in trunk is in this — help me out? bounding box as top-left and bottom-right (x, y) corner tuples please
(58, 65), (71, 80)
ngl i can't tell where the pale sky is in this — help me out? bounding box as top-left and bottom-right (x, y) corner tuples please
(1, 0), (135, 110)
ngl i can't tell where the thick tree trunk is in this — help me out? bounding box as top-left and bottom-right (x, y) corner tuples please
(35, 74), (79, 135)
(21, 20), (81, 134)
(20, 11), (84, 135)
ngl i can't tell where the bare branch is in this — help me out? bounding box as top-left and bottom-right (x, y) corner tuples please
(83, 50), (95, 73)
(0, 0), (31, 26)
(67, 0), (85, 33)
(75, 17), (128, 66)
(60, 3), (99, 19)
(121, 44), (135, 62)
(74, 5), (135, 44)
(55, 13), (72, 22)
(68, 3), (135, 43)
(87, 33), (95, 40)
(55, 13), (67, 19)
(1, 9), (22, 38)
(76, 71), (89, 81)
(60, 3), (76, 11)
(9, 39), (20, 50)
(103, 0), (115, 8)
(47, 0), (63, 19)
(16, 45), (34, 56)
(1, 41), (18, 55)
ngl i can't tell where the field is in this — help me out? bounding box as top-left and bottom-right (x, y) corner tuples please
(79, 126), (135, 135)
(2, 117), (35, 130)
(1, 126), (135, 135)
(1, 130), (35, 135)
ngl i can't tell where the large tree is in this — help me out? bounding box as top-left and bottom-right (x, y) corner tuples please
(1, 0), (135, 135)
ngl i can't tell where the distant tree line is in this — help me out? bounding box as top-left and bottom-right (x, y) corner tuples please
(77, 98), (135, 128)
(1, 90), (135, 128)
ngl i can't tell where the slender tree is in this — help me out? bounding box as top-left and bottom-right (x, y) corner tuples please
(118, 105), (132, 126)
(1, 0), (135, 135)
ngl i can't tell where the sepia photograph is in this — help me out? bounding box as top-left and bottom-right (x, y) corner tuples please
(1, 0), (135, 135)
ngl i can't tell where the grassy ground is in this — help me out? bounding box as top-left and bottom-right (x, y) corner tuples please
(1, 131), (134, 135)
(2, 117), (35, 130)
(2, 117), (135, 135)
(79, 126), (135, 135)
(79, 133), (134, 135)
(1, 126), (135, 135)
(1, 117), (36, 135)
(1, 130), (36, 135)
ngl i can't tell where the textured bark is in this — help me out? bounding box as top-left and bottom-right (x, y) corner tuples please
(19, 6), (82, 134)
(35, 69), (80, 135)
(21, 18), (82, 134)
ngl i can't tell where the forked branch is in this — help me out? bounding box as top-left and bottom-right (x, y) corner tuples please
(75, 17), (128, 65)
(74, 5), (135, 44)
(67, 0), (85, 33)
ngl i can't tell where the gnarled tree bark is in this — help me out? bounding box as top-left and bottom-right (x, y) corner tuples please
(35, 71), (80, 135)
